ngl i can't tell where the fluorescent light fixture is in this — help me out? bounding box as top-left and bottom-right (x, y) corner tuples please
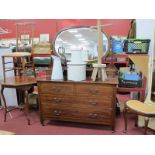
(78, 38), (85, 41)
(57, 38), (63, 41)
(68, 29), (78, 33)
(62, 41), (68, 44)
(74, 34), (82, 37)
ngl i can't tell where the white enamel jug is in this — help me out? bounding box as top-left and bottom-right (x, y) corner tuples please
(51, 55), (63, 80)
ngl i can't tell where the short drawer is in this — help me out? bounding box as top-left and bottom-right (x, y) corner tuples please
(74, 109), (112, 124)
(38, 82), (74, 95)
(76, 84), (114, 96)
(41, 107), (78, 119)
(75, 97), (114, 109)
(39, 94), (75, 106)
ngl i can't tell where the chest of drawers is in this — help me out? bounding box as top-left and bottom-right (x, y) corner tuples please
(37, 78), (117, 131)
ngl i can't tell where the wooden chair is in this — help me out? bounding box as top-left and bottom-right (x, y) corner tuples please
(29, 42), (52, 109)
(123, 100), (155, 134)
(32, 42), (52, 76)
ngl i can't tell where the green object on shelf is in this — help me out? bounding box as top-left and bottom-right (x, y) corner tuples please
(33, 57), (51, 65)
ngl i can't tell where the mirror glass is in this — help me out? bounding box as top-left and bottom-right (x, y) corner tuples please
(54, 27), (109, 63)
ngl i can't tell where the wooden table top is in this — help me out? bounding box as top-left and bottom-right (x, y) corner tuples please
(0, 76), (36, 87)
(37, 75), (118, 85)
(0, 75), (118, 87)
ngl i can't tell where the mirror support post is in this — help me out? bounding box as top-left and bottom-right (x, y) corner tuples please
(91, 20), (110, 82)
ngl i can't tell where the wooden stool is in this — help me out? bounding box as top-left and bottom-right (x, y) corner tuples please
(123, 100), (155, 134)
(91, 63), (107, 81)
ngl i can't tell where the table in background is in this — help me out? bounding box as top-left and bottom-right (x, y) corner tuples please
(0, 76), (36, 125)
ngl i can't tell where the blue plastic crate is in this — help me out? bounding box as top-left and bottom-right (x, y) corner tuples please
(124, 73), (140, 81)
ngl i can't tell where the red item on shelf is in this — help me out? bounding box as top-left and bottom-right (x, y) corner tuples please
(38, 72), (46, 77)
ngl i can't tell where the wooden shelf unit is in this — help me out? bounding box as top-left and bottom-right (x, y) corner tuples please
(103, 53), (148, 102)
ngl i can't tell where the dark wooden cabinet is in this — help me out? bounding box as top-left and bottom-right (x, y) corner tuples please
(37, 78), (117, 131)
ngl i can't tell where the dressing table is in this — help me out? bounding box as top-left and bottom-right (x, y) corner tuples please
(37, 76), (118, 131)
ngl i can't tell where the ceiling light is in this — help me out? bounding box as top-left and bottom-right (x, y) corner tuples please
(74, 34), (82, 37)
(78, 38), (85, 41)
(68, 29), (78, 33)
(62, 41), (68, 44)
(57, 38), (62, 41)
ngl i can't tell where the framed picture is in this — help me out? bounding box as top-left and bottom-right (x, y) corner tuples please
(40, 34), (50, 42)
(21, 34), (30, 40)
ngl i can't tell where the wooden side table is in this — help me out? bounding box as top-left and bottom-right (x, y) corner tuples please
(0, 76), (36, 125)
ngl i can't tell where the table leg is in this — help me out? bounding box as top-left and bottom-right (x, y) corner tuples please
(123, 104), (128, 133)
(23, 89), (30, 125)
(140, 91), (145, 102)
(144, 117), (149, 135)
(1, 86), (7, 122)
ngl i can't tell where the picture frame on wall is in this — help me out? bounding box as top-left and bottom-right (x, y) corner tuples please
(40, 34), (50, 42)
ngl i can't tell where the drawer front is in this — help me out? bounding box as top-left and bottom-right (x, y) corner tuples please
(41, 105), (112, 124)
(38, 82), (74, 95)
(41, 106), (78, 119)
(75, 109), (112, 124)
(76, 84), (114, 96)
(75, 97), (113, 109)
(39, 94), (75, 106)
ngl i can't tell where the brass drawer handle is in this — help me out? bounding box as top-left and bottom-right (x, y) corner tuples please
(89, 100), (97, 105)
(53, 110), (62, 116)
(53, 97), (62, 103)
(52, 86), (61, 92)
(88, 113), (98, 119)
(89, 89), (98, 94)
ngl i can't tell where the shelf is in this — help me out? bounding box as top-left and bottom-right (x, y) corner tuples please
(102, 61), (128, 65)
(117, 87), (145, 92)
(104, 53), (148, 60)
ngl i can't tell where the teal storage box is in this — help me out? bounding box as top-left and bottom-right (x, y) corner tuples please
(113, 41), (123, 54)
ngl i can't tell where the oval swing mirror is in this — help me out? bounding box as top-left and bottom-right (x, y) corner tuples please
(53, 26), (110, 63)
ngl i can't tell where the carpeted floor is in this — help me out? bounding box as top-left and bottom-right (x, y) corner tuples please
(0, 107), (154, 135)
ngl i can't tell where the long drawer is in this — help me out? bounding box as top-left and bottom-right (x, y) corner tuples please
(38, 82), (74, 95)
(41, 107), (112, 124)
(76, 109), (112, 124)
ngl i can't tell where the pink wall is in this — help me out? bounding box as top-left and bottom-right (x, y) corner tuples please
(0, 19), (131, 41)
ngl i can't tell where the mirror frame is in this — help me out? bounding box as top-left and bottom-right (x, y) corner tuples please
(52, 26), (110, 59)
